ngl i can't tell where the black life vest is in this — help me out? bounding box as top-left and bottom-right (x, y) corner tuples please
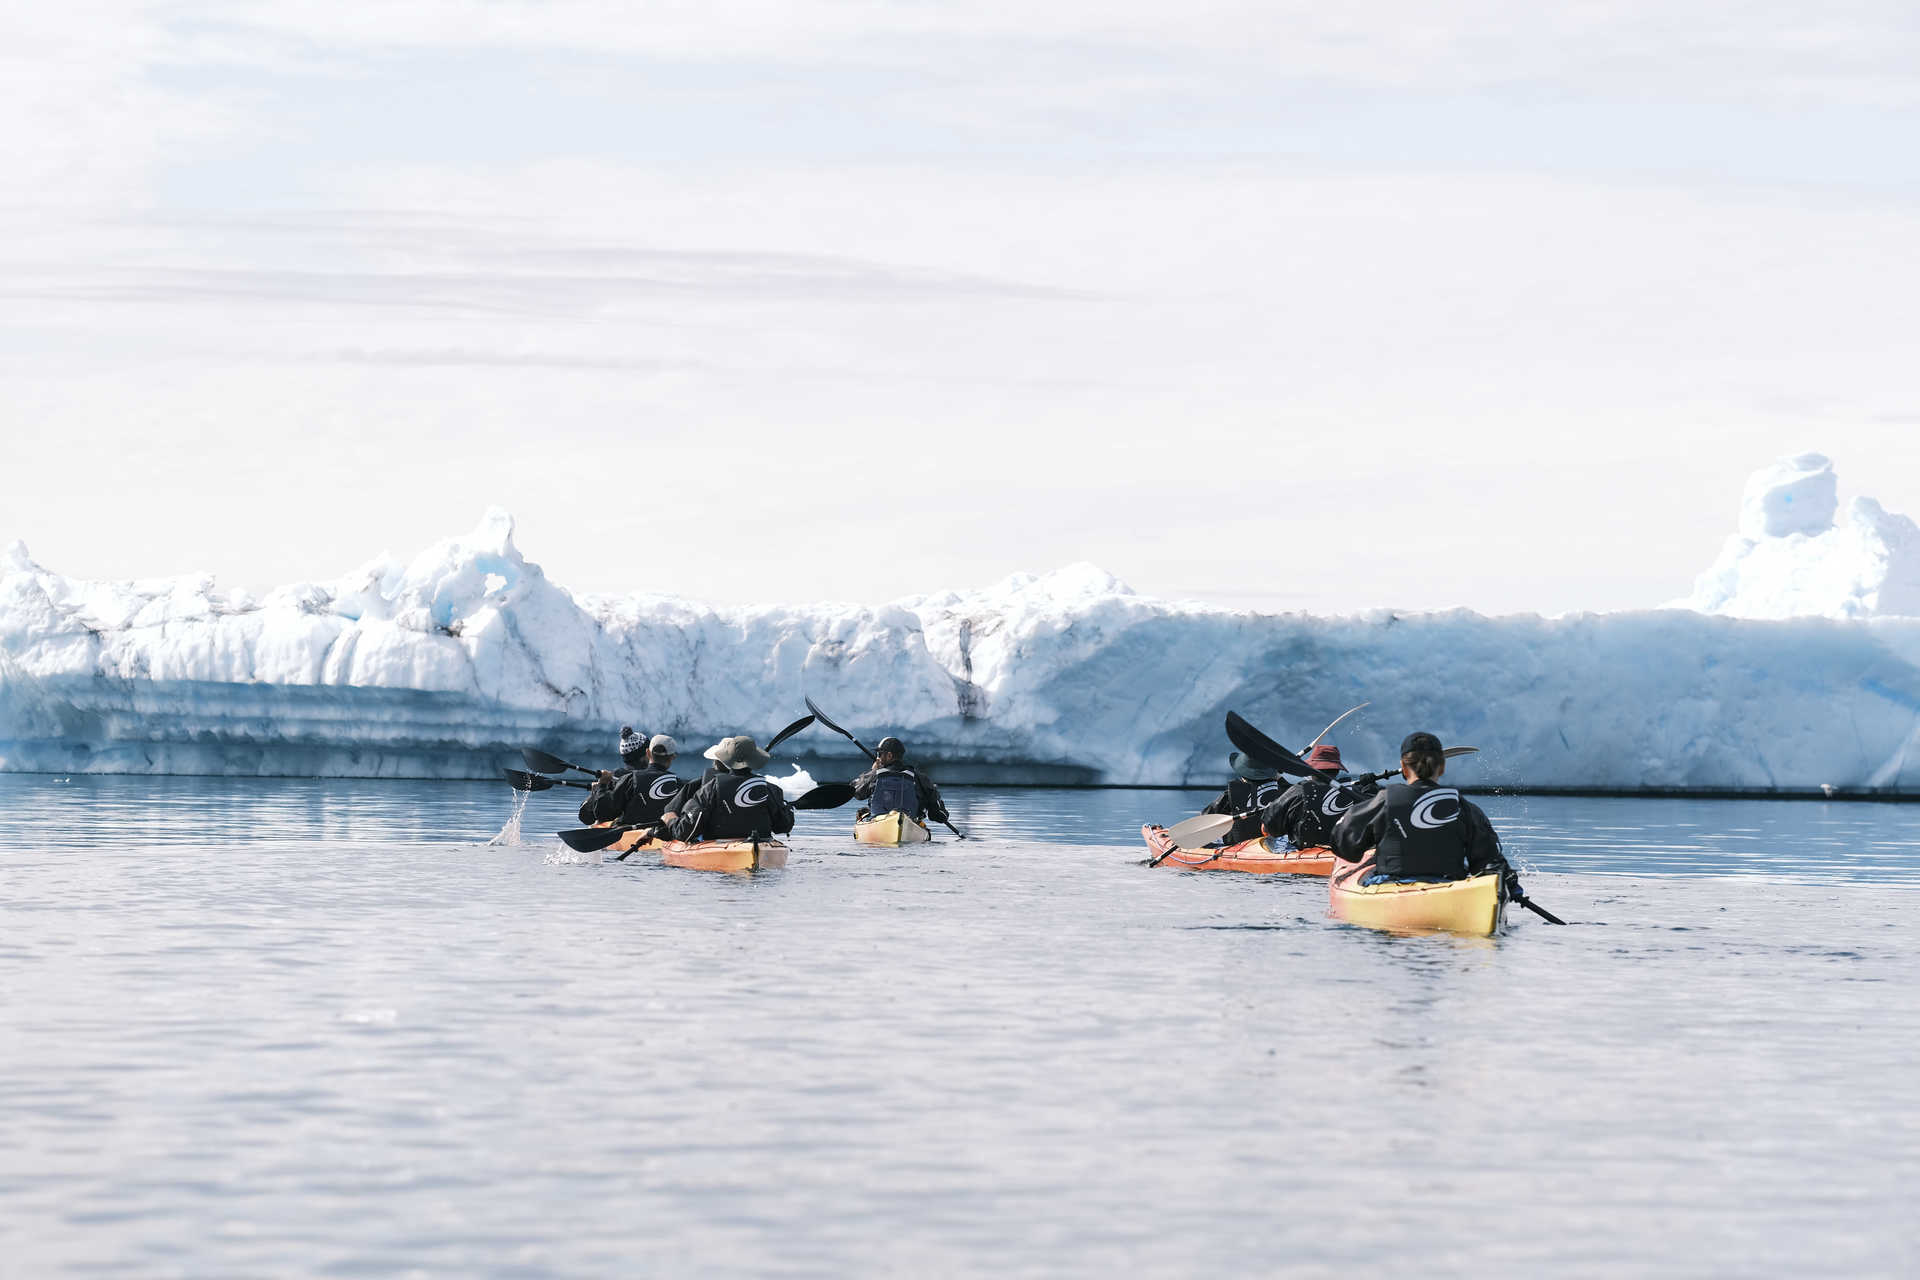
(868, 768), (922, 820)
(624, 765), (685, 824)
(1373, 781), (1472, 880)
(1230, 777), (1283, 842)
(1289, 776), (1365, 847)
(700, 771), (789, 839)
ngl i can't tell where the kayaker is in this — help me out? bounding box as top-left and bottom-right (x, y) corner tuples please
(1200, 752), (1284, 844)
(851, 736), (950, 826)
(576, 726), (650, 819)
(578, 734), (683, 827)
(1332, 731), (1523, 900)
(658, 740), (736, 831)
(669, 735), (796, 842)
(1259, 743), (1380, 850)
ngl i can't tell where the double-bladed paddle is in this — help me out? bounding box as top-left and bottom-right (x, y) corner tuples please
(803, 696), (969, 839)
(522, 746), (597, 778)
(503, 768), (592, 792)
(764, 714), (815, 754)
(1224, 711), (1324, 778)
(556, 782), (860, 855)
(1306, 702), (1369, 749)
(525, 715), (812, 782)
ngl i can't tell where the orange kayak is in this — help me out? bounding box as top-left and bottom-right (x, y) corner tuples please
(658, 837), (787, 873)
(592, 823), (785, 871)
(1141, 825), (1335, 875)
(1328, 850), (1503, 936)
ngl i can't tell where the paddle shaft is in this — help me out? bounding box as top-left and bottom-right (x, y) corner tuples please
(1515, 896), (1567, 925)
(504, 768), (593, 792)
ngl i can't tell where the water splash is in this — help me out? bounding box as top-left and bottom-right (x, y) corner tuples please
(489, 789), (531, 845)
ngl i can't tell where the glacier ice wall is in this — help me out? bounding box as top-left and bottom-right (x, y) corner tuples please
(4, 481), (1920, 792)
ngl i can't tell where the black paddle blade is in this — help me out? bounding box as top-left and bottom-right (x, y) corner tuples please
(1224, 712), (1321, 777)
(523, 746), (591, 777)
(791, 782), (856, 810)
(802, 696), (849, 738)
(765, 714), (815, 754)
(503, 768), (557, 792)
(1518, 897), (1567, 925)
(556, 826), (631, 853)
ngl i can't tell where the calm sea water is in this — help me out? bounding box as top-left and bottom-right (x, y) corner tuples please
(1, 775), (1915, 1276)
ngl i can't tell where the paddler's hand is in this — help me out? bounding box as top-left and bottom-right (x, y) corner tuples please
(597, 770), (616, 786)
(1504, 872), (1526, 902)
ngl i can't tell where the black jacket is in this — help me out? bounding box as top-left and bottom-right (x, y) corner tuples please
(578, 764), (684, 826)
(1260, 774), (1381, 849)
(1202, 776), (1284, 844)
(851, 763), (948, 824)
(670, 769), (796, 842)
(662, 761), (729, 822)
(1332, 779), (1510, 883)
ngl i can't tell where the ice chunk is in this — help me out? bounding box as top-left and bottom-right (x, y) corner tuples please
(1740, 452), (1837, 539)
(1689, 454), (1919, 620)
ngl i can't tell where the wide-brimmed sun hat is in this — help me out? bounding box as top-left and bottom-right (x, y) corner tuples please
(1228, 751), (1278, 781)
(1304, 744), (1343, 773)
(707, 735), (771, 771)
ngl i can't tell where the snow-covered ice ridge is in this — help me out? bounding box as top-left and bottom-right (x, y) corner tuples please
(4, 457), (1919, 791)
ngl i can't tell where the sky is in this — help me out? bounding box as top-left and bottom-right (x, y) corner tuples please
(4, 2), (1918, 616)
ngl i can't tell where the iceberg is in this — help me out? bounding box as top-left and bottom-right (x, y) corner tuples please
(1686, 452), (1920, 620)
(4, 466), (1919, 793)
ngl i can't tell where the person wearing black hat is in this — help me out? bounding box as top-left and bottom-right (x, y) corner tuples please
(669, 736), (796, 842)
(851, 736), (949, 826)
(1332, 731), (1522, 900)
(578, 734), (685, 827)
(1199, 751), (1285, 844)
(1259, 743), (1381, 850)
(575, 725), (650, 822)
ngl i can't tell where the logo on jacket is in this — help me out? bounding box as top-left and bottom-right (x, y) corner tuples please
(1319, 785), (1356, 818)
(649, 776), (681, 801)
(731, 780), (774, 809)
(1409, 788), (1462, 830)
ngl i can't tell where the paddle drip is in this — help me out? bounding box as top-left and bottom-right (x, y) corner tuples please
(488, 789), (532, 845)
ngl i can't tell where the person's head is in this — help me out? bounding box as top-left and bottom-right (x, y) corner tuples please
(1228, 752), (1278, 783)
(618, 725), (648, 768)
(709, 735), (771, 774)
(876, 735), (906, 767)
(1399, 731), (1446, 781)
(647, 733), (678, 767)
(1304, 744), (1343, 776)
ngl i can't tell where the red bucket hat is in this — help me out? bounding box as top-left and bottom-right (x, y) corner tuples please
(1304, 744), (1343, 773)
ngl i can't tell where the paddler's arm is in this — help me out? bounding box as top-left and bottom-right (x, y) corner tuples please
(1332, 789), (1388, 860)
(1463, 801), (1523, 899)
(918, 773), (949, 823)
(1259, 785), (1302, 840)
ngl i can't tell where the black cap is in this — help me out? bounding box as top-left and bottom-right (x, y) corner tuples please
(1400, 731), (1444, 755)
(877, 736), (906, 755)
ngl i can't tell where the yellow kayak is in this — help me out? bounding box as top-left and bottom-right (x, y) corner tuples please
(1328, 851), (1503, 936)
(853, 810), (932, 846)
